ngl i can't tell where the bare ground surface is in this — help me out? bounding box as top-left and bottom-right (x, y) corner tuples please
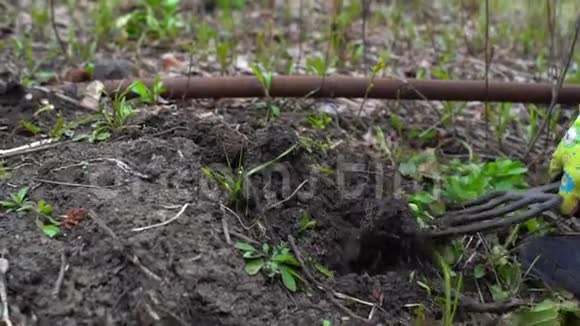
(2, 0), (580, 325)
(1, 104), (439, 325)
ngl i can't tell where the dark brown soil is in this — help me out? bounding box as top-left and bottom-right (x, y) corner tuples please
(1, 100), (438, 325)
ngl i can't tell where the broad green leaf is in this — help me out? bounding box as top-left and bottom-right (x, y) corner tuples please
(15, 187), (29, 203)
(163, 0), (180, 9)
(530, 299), (559, 312)
(390, 114), (402, 131)
(525, 218), (541, 233)
(41, 224), (60, 238)
(409, 192), (435, 205)
(272, 253), (300, 267)
(235, 242), (256, 252)
(270, 105), (280, 118)
(85, 63), (94, 77)
(559, 300), (580, 313)
(305, 56), (329, 76)
(130, 81), (150, 99)
(473, 264), (486, 279)
(398, 160), (418, 178)
(510, 300), (560, 326)
(244, 258), (264, 275)
(37, 200), (53, 215)
(432, 68), (449, 80)
(262, 243), (270, 254)
(279, 266), (297, 292)
(94, 130), (111, 142)
(489, 284), (510, 303)
(243, 251), (262, 259)
(145, 10), (161, 31)
(497, 262), (521, 288)
(494, 180), (521, 191)
(264, 263), (277, 278)
(0, 201), (17, 209)
(115, 13), (133, 29)
(269, 260), (279, 270)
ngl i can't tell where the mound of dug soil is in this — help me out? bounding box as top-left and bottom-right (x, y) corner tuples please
(1, 105), (437, 325)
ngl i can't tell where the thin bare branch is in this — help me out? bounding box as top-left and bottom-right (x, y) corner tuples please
(524, 16), (580, 159)
(132, 203), (190, 232)
(49, 0), (69, 63)
(484, 0), (491, 144)
(266, 180), (308, 210)
(361, 0), (369, 75)
(297, 0), (304, 71)
(0, 255), (12, 326)
(51, 250), (68, 298)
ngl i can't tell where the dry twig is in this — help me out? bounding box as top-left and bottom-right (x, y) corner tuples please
(132, 203), (190, 232)
(265, 180), (308, 210)
(51, 250), (68, 298)
(34, 178), (118, 189)
(222, 214), (232, 245)
(229, 231), (260, 246)
(220, 203), (253, 230)
(0, 139), (64, 159)
(49, 0), (69, 63)
(0, 254), (12, 326)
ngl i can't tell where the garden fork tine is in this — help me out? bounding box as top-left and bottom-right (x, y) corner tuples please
(446, 181), (560, 213)
(441, 192), (559, 226)
(409, 181), (563, 239)
(420, 197), (561, 238)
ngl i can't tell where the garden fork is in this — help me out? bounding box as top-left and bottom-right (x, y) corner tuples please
(414, 180), (564, 239)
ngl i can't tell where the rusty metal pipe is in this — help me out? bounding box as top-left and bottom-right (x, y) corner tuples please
(102, 75), (580, 105)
